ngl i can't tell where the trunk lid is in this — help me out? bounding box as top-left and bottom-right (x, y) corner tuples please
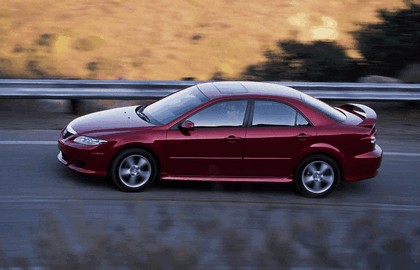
(338, 103), (377, 129)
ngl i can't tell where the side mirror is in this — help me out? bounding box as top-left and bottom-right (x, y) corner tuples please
(179, 120), (195, 131)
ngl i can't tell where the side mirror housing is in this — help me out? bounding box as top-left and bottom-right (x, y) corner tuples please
(179, 120), (194, 131)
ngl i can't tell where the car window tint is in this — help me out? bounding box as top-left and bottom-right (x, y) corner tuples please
(252, 100), (303, 127)
(143, 86), (209, 125)
(188, 100), (248, 128)
(296, 112), (310, 126)
(301, 92), (346, 122)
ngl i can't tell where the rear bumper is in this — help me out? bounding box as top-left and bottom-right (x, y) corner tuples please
(343, 144), (382, 182)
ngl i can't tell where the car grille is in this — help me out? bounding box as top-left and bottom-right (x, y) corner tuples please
(61, 152), (68, 162)
(62, 129), (75, 139)
(75, 160), (86, 168)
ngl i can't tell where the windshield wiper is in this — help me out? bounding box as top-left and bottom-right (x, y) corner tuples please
(136, 105), (150, 122)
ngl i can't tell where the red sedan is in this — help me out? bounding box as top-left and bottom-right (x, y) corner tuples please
(58, 81), (382, 197)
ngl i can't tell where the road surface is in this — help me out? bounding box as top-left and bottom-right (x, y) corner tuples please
(0, 130), (419, 269)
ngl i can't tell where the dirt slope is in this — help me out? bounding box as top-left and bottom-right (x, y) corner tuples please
(0, 0), (405, 80)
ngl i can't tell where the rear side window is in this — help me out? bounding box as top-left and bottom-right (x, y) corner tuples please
(252, 100), (310, 127)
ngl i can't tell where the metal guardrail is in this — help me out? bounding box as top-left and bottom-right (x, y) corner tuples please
(0, 79), (420, 101)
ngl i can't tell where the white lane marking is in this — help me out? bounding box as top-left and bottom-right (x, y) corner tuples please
(0, 141), (419, 157)
(0, 196), (419, 212)
(384, 152), (420, 157)
(0, 141), (57, 145)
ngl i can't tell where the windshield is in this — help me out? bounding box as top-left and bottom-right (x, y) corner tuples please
(301, 92), (346, 122)
(142, 86), (209, 125)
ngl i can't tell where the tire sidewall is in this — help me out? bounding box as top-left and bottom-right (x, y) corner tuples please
(295, 155), (340, 198)
(110, 148), (157, 192)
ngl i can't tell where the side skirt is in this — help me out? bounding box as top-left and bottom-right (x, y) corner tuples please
(161, 175), (293, 183)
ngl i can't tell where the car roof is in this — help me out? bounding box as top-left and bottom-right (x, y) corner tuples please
(196, 81), (302, 100)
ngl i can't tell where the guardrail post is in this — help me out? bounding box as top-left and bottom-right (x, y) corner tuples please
(70, 99), (80, 115)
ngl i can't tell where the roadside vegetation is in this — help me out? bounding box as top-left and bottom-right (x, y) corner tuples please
(0, 0), (413, 81)
(234, 3), (420, 82)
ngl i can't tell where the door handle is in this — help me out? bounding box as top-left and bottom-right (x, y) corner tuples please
(296, 133), (311, 140)
(226, 135), (242, 142)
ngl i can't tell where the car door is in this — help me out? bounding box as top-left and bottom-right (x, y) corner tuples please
(166, 99), (249, 177)
(243, 99), (316, 178)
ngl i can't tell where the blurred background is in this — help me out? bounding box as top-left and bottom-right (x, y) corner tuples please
(0, 0), (419, 82)
(1, 1), (420, 269)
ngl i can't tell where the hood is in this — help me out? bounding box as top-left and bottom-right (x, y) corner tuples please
(69, 106), (154, 134)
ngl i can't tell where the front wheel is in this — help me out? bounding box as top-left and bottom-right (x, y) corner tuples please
(110, 148), (158, 192)
(295, 155), (340, 198)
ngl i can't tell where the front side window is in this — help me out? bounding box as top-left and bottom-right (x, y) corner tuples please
(252, 100), (310, 127)
(188, 100), (248, 128)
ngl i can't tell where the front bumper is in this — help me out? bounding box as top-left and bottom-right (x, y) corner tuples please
(344, 144), (383, 182)
(58, 139), (110, 177)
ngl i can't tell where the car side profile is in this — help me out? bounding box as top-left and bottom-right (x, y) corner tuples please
(58, 81), (382, 197)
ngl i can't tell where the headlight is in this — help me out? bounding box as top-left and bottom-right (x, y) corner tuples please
(73, 136), (107, 146)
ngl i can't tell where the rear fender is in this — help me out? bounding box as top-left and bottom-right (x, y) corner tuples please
(296, 143), (345, 170)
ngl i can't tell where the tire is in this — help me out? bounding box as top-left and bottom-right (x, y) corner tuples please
(110, 148), (158, 192)
(295, 155), (340, 198)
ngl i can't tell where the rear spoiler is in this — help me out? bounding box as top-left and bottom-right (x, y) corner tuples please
(339, 103), (377, 128)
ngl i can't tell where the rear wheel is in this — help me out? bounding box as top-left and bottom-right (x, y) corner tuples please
(110, 148), (157, 192)
(295, 155), (340, 198)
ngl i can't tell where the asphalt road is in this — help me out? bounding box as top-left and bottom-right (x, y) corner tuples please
(0, 130), (419, 269)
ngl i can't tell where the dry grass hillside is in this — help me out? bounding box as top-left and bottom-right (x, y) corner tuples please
(0, 0), (405, 80)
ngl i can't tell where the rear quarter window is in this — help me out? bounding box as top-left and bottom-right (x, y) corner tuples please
(301, 93), (346, 122)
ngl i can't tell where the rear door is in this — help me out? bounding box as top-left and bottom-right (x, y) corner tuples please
(166, 99), (249, 177)
(243, 99), (316, 177)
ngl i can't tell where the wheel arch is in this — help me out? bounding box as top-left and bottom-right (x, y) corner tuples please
(295, 147), (344, 182)
(107, 143), (161, 177)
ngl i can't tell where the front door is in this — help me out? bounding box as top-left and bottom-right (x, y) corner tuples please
(166, 100), (248, 177)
